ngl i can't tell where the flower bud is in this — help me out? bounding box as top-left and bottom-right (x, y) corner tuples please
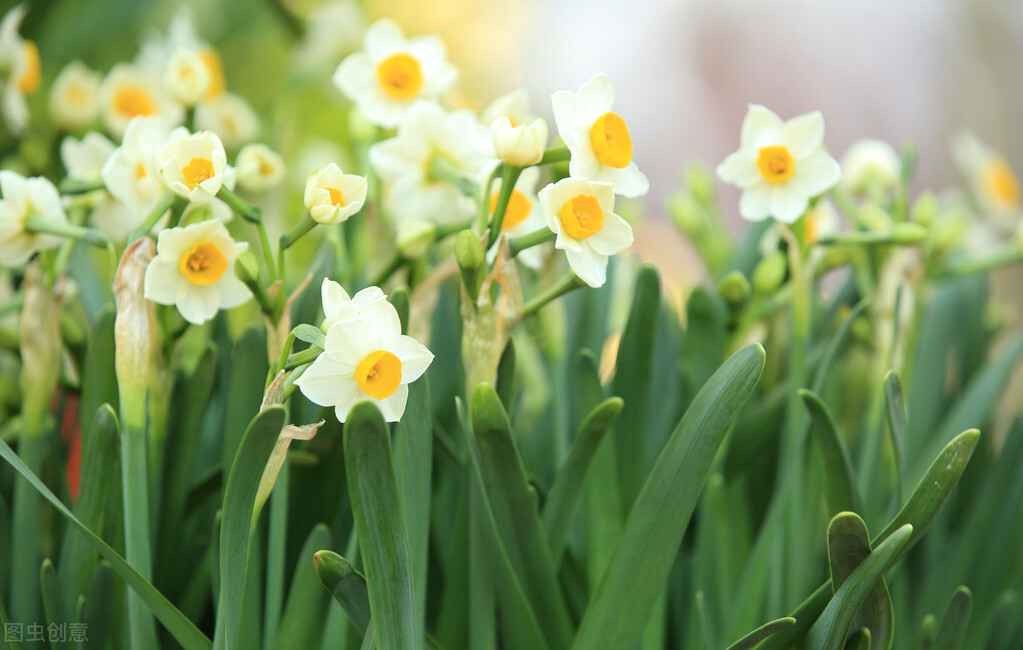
(49, 60), (101, 131)
(234, 250), (260, 285)
(454, 229), (485, 299)
(752, 251), (787, 295)
(490, 116), (547, 167)
(892, 222), (929, 245)
(841, 139), (901, 194)
(718, 271), (751, 306)
(668, 193), (705, 237)
(395, 219), (436, 260)
(910, 191), (937, 227)
(304, 163), (367, 225)
(236, 143), (285, 192)
(19, 263), (61, 435)
(684, 162), (717, 206)
(113, 238), (159, 431)
(859, 202), (893, 232)
(164, 48), (210, 107)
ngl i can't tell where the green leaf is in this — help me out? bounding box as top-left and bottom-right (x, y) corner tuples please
(394, 380), (433, 635)
(495, 339), (516, 410)
(292, 324), (326, 348)
(0, 437), (211, 649)
(314, 550), (371, 634)
(811, 299), (870, 393)
(800, 390), (861, 516)
(216, 407), (286, 650)
(82, 561), (116, 649)
(826, 512), (894, 650)
(883, 372), (907, 502)
(610, 264), (661, 511)
(390, 287), (410, 335)
(542, 397), (623, 566)
(470, 384), (573, 649)
(572, 343), (765, 650)
(846, 628), (872, 650)
(78, 306), (118, 431)
(222, 327), (269, 473)
(807, 523), (913, 650)
(933, 587), (972, 650)
(274, 524), (332, 650)
(343, 401), (417, 650)
(724, 617), (796, 650)
(40, 559), (70, 650)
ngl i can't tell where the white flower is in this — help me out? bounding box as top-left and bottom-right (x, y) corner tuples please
(49, 60), (102, 130)
(0, 171), (68, 267)
(320, 277), (386, 327)
(716, 104), (842, 224)
(158, 129), (229, 205)
(137, 7), (225, 102)
(333, 18), (457, 128)
(841, 139), (901, 195)
(491, 116), (547, 167)
(481, 88), (537, 127)
(295, 298), (433, 422)
(551, 73), (649, 198)
(164, 47), (210, 107)
(194, 92), (259, 149)
(951, 130), (1021, 218)
(538, 177), (634, 288)
(0, 4), (39, 135)
(488, 166), (545, 269)
(236, 143), (285, 192)
(370, 101), (494, 225)
(395, 218), (436, 259)
(758, 199), (840, 257)
(143, 219), (251, 324)
(63, 132), (135, 241)
(101, 63), (184, 139)
(303, 163), (367, 225)
(102, 116), (173, 219)
(294, 0), (367, 68)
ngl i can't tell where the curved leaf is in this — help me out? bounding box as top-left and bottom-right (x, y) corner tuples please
(801, 390), (861, 516)
(314, 550), (370, 634)
(826, 513), (894, 650)
(725, 617), (796, 650)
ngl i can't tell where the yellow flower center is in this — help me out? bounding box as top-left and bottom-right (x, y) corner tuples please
(18, 40), (40, 94)
(67, 84), (87, 106)
(757, 145), (795, 184)
(589, 112), (633, 168)
(355, 350), (402, 400)
(113, 85), (157, 119)
(558, 194), (604, 240)
(983, 158), (1021, 207)
(376, 53), (423, 100)
(178, 241), (228, 286)
(804, 209), (819, 246)
(183, 157), (215, 190)
(489, 189), (532, 230)
(199, 46), (226, 99)
(136, 163), (147, 179)
(327, 187), (346, 207)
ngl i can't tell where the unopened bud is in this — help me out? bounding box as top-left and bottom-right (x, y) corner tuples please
(395, 219), (436, 260)
(165, 48), (210, 107)
(668, 193), (705, 236)
(454, 230), (485, 299)
(892, 222), (929, 244)
(910, 191), (937, 226)
(718, 271), (751, 305)
(491, 116), (547, 167)
(235, 250), (260, 285)
(752, 251), (787, 295)
(684, 163), (717, 206)
(113, 238), (159, 431)
(19, 262), (62, 435)
(859, 202), (893, 232)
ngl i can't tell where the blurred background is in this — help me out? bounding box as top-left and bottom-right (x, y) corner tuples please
(15, 0), (1023, 281)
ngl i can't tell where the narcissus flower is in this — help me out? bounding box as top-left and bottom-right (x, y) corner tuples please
(63, 132), (135, 241)
(841, 139), (901, 195)
(164, 47), (210, 107)
(295, 297), (433, 422)
(0, 171), (68, 267)
(194, 92), (259, 149)
(319, 278), (385, 327)
(236, 143), (285, 192)
(552, 73), (649, 198)
(49, 60), (102, 130)
(716, 104), (841, 223)
(158, 129), (229, 205)
(481, 88), (538, 128)
(370, 101), (493, 225)
(333, 18), (457, 128)
(0, 4), (40, 135)
(102, 116), (172, 222)
(538, 177), (634, 287)
(143, 219), (251, 324)
(488, 166), (545, 269)
(491, 116), (547, 167)
(952, 130), (1021, 217)
(101, 63), (183, 139)
(304, 163), (367, 225)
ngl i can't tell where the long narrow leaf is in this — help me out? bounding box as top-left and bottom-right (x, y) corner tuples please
(314, 550), (371, 634)
(725, 617), (796, 650)
(801, 390), (861, 516)
(826, 512), (894, 649)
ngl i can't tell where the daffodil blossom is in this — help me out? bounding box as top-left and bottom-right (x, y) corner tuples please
(194, 92), (259, 149)
(164, 47), (209, 107)
(552, 73), (649, 198)
(481, 88), (538, 128)
(333, 18), (457, 128)
(716, 104), (841, 224)
(0, 171), (68, 267)
(295, 297), (433, 423)
(319, 277), (386, 327)
(370, 100), (494, 225)
(102, 116), (173, 230)
(488, 166), (545, 269)
(137, 7), (226, 103)
(538, 177), (634, 288)
(100, 62), (183, 139)
(491, 116), (547, 167)
(951, 130), (1021, 219)
(0, 4), (40, 135)
(304, 163), (367, 225)
(143, 218), (251, 324)
(158, 129), (229, 205)
(62, 132), (136, 241)
(841, 138), (901, 195)
(49, 60), (102, 130)
(236, 143), (285, 192)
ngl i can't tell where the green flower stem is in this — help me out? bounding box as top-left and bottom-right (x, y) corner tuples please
(241, 271), (277, 317)
(929, 243), (1022, 278)
(284, 346), (322, 370)
(25, 213), (111, 250)
(263, 458), (290, 648)
(508, 227), (556, 257)
(255, 220), (278, 286)
(487, 164), (522, 249)
(817, 226), (928, 247)
(829, 186), (867, 230)
(121, 422), (159, 648)
(523, 272), (586, 317)
(477, 166), (500, 233)
(280, 215), (318, 250)
(369, 253), (405, 288)
(52, 206), (88, 280)
(58, 177), (106, 194)
(218, 186), (262, 223)
(11, 426), (44, 629)
(538, 145), (571, 165)
(128, 190), (176, 243)
(429, 156), (479, 198)
(271, 332), (298, 388)
(437, 218), (475, 240)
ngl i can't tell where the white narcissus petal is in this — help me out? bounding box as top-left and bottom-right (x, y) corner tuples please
(321, 279), (352, 323)
(783, 111), (825, 158)
(739, 185), (773, 221)
(174, 283), (220, 324)
(143, 258), (181, 303)
(295, 355), (357, 407)
(587, 213), (634, 256)
(716, 150), (759, 188)
(769, 185), (809, 224)
(391, 335), (434, 383)
(566, 247), (607, 288)
(373, 383), (409, 422)
(740, 104), (785, 148)
(602, 163), (649, 199)
(217, 273), (252, 309)
(324, 317), (379, 366)
(574, 72), (615, 125)
(797, 151), (843, 196)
